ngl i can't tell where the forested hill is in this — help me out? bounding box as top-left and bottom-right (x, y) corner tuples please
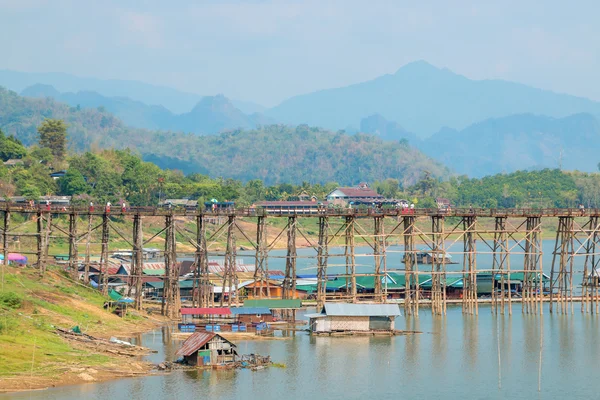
(0, 87), (448, 185)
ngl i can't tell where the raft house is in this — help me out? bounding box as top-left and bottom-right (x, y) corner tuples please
(307, 303), (401, 335)
(180, 306), (275, 334)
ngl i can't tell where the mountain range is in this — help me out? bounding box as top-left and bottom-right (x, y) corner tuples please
(0, 87), (447, 185)
(19, 84), (271, 134)
(267, 61), (600, 136)
(3, 61), (600, 177)
(0, 69), (265, 114)
(360, 112), (600, 177)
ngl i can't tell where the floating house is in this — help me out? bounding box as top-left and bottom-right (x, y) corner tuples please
(307, 303), (401, 335)
(176, 332), (237, 368)
(230, 307), (273, 324)
(403, 250), (457, 265)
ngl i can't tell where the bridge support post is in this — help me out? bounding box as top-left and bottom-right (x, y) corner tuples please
(403, 216), (418, 316)
(163, 213), (180, 318)
(253, 215), (269, 298)
(523, 216), (542, 315)
(582, 216), (600, 314)
(1, 209), (9, 291)
(492, 217), (510, 315)
(221, 215), (237, 307)
(84, 214), (92, 284)
(37, 211), (51, 276)
(130, 213), (143, 310)
(316, 216), (329, 310)
(463, 216), (477, 315)
(68, 212), (78, 280)
(100, 213), (109, 296)
(344, 216), (356, 303)
(282, 216), (297, 320)
(193, 214), (212, 308)
(374, 216), (386, 302)
(431, 216), (446, 315)
(550, 216), (575, 314)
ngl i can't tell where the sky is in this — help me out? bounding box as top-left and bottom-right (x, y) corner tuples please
(0, 0), (598, 107)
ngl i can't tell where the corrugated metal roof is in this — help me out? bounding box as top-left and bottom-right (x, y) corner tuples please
(243, 299), (302, 309)
(323, 303), (401, 317)
(230, 307), (272, 315)
(176, 332), (216, 357)
(180, 307), (231, 315)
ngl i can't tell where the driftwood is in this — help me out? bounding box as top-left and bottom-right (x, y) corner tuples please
(56, 328), (156, 357)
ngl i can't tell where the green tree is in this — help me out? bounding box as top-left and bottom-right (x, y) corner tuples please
(37, 119), (67, 161)
(59, 169), (89, 196)
(0, 129), (27, 161)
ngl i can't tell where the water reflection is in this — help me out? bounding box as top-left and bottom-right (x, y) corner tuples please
(462, 313), (478, 372)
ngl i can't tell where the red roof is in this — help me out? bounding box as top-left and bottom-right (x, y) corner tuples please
(176, 332), (216, 357)
(180, 307), (231, 315)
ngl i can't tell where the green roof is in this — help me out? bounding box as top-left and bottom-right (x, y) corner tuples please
(143, 269), (166, 276)
(144, 280), (195, 289)
(420, 276), (464, 289)
(109, 289), (123, 301)
(493, 272), (550, 283)
(244, 299), (302, 309)
(295, 284), (317, 293)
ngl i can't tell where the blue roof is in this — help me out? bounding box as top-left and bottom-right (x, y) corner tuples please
(322, 303), (401, 317)
(229, 307), (272, 315)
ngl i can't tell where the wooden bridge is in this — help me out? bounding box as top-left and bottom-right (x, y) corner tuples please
(1, 204), (600, 318)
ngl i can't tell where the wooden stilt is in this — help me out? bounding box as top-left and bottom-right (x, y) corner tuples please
(344, 215), (356, 303)
(282, 216), (297, 320)
(463, 216), (477, 315)
(100, 213), (109, 296)
(431, 216), (446, 315)
(163, 213), (180, 318)
(316, 216), (329, 310)
(253, 215), (269, 298)
(130, 213), (143, 310)
(68, 212), (78, 280)
(1, 209), (9, 291)
(374, 216), (384, 302)
(220, 216), (237, 307)
(84, 214), (92, 284)
(403, 216), (417, 316)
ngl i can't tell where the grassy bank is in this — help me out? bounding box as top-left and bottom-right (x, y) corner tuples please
(0, 265), (164, 392)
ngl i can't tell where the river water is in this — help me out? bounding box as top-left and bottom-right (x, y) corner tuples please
(4, 240), (599, 399)
(4, 305), (600, 400)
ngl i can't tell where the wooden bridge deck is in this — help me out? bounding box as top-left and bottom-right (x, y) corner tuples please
(1, 205), (598, 218)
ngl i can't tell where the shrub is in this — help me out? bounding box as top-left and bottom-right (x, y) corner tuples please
(0, 292), (23, 309)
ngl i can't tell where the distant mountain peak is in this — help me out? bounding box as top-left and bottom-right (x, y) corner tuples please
(21, 83), (60, 98)
(192, 94), (237, 113)
(395, 60), (440, 73)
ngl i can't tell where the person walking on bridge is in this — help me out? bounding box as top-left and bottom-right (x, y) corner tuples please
(106, 202), (111, 214)
(89, 202), (94, 212)
(121, 202), (127, 213)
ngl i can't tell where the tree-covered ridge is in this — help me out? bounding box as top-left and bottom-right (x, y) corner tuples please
(0, 87), (123, 150)
(419, 169), (598, 209)
(132, 124), (449, 186)
(2, 121), (600, 210)
(0, 87), (449, 186)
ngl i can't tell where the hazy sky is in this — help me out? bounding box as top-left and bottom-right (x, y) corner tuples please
(1, 0), (598, 106)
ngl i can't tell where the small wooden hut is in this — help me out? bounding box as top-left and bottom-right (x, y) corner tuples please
(176, 332), (237, 367)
